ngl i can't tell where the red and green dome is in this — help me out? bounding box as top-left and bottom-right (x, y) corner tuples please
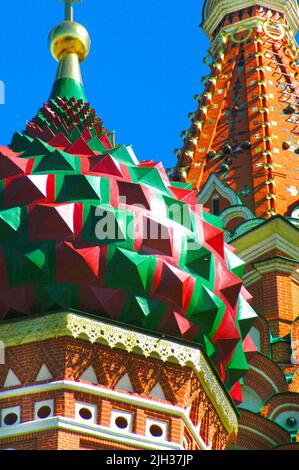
(0, 8), (257, 400)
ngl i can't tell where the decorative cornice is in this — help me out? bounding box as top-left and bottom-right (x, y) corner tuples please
(0, 312), (238, 434)
(197, 173), (241, 206)
(202, 0), (299, 39)
(243, 269), (262, 287)
(0, 381), (208, 449)
(231, 217), (299, 263)
(231, 220), (264, 241)
(0, 415), (183, 450)
(253, 258), (299, 276)
(238, 235), (299, 263)
(220, 205), (255, 227)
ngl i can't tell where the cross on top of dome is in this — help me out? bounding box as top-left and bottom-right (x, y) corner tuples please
(59, 0), (82, 21)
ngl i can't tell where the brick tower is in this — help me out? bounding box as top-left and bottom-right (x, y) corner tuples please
(173, 0), (299, 449)
(0, 0), (259, 450)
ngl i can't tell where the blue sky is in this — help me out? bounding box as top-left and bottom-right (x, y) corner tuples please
(0, 0), (209, 169)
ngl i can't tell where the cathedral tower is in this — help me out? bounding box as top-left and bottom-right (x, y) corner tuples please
(175, 0), (299, 219)
(173, 0), (299, 449)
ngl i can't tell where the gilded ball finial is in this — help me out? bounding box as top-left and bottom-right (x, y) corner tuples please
(49, 21), (91, 62)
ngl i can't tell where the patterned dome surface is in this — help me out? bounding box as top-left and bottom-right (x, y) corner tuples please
(0, 0), (258, 398)
(0, 94), (257, 398)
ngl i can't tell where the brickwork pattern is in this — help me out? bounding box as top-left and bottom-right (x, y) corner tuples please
(0, 335), (230, 450)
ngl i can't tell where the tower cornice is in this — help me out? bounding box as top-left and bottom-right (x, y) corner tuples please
(202, 1), (299, 39)
(0, 311), (238, 435)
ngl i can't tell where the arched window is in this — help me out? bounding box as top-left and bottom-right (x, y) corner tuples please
(211, 194), (220, 215)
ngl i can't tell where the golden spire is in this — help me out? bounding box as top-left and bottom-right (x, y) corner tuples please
(48, 0), (91, 100)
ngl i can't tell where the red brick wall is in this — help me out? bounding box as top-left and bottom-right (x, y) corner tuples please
(0, 335), (231, 450)
(176, 6), (299, 220)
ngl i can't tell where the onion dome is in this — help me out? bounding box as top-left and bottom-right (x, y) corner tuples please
(0, 0), (257, 399)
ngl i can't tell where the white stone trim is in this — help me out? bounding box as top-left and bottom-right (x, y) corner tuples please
(254, 258), (298, 275)
(111, 409), (133, 434)
(34, 400), (54, 421)
(234, 233), (299, 263)
(0, 380), (208, 450)
(1, 406), (21, 428)
(220, 206), (255, 227)
(0, 312), (237, 434)
(290, 273), (299, 285)
(0, 416), (184, 450)
(243, 269), (262, 287)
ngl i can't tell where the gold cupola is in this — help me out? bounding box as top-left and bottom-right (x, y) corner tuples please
(48, 0), (91, 100)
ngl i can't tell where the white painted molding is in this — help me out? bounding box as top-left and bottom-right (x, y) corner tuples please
(233, 233), (299, 263)
(0, 312), (237, 434)
(220, 206), (255, 227)
(0, 416), (184, 450)
(254, 258), (298, 276)
(0, 380), (208, 450)
(243, 269), (262, 287)
(34, 400), (54, 421)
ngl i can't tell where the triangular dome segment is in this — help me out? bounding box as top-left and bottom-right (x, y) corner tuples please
(149, 382), (166, 401)
(115, 373), (134, 392)
(48, 132), (71, 149)
(36, 364), (53, 382)
(66, 136), (95, 156)
(88, 155), (124, 178)
(4, 369), (21, 388)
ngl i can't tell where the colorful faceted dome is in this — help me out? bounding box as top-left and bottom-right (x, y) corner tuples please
(0, 2), (257, 400)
